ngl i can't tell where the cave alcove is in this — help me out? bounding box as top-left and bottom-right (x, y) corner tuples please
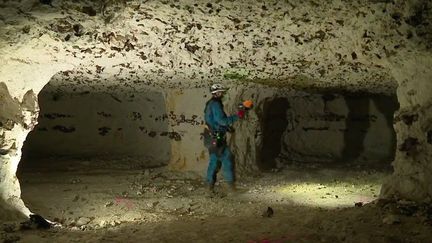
(259, 97), (290, 171)
(16, 72), (171, 217)
(259, 91), (399, 171)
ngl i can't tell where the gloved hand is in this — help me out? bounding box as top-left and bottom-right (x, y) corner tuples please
(237, 100), (253, 119)
(237, 109), (246, 119)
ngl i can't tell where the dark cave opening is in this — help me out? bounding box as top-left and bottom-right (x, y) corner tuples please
(259, 97), (290, 171)
(259, 92), (399, 171)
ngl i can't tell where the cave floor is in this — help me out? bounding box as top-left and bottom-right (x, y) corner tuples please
(3, 159), (431, 242)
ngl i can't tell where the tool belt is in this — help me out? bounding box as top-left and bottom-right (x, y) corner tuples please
(210, 131), (226, 147)
(203, 127), (227, 153)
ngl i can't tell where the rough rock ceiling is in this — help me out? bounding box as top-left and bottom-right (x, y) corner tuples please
(2, 0), (430, 94)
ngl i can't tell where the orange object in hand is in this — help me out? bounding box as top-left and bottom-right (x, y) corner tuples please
(242, 100), (253, 109)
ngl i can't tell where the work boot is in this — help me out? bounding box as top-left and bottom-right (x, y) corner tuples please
(206, 183), (215, 197)
(208, 183), (215, 192)
(226, 183), (237, 196)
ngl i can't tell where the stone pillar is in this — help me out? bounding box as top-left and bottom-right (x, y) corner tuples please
(228, 84), (293, 176)
(164, 88), (209, 175)
(0, 58), (75, 221)
(0, 84), (37, 220)
(380, 53), (432, 202)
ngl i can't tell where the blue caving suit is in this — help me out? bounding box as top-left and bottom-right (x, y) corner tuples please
(204, 98), (239, 185)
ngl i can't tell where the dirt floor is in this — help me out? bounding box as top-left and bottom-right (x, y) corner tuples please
(1, 158), (431, 242)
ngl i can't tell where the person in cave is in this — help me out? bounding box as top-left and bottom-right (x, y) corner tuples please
(203, 83), (248, 194)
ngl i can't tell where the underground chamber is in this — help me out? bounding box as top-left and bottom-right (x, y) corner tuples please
(15, 76), (401, 223)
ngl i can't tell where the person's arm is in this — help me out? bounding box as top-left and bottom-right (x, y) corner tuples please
(211, 101), (239, 127)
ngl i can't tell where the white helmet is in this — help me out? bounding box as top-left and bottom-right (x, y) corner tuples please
(210, 83), (227, 94)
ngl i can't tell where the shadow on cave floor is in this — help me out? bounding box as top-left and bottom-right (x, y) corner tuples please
(8, 202), (432, 243)
(8, 163), (432, 242)
(17, 156), (168, 173)
(17, 158), (391, 228)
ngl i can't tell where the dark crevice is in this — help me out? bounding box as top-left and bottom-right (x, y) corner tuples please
(259, 98), (289, 171)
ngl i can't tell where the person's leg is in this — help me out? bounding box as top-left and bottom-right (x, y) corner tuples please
(220, 146), (234, 185)
(206, 152), (219, 189)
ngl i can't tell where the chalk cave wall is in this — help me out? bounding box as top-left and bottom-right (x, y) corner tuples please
(228, 86), (397, 171)
(0, 84), (37, 220)
(22, 72), (403, 177)
(23, 74), (172, 165)
(21, 72), (217, 171)
(380, 54), (432, 202)
(276, 93), (398, 165)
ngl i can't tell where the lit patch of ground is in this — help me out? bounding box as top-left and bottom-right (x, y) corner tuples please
(3, 158), (429, 242)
